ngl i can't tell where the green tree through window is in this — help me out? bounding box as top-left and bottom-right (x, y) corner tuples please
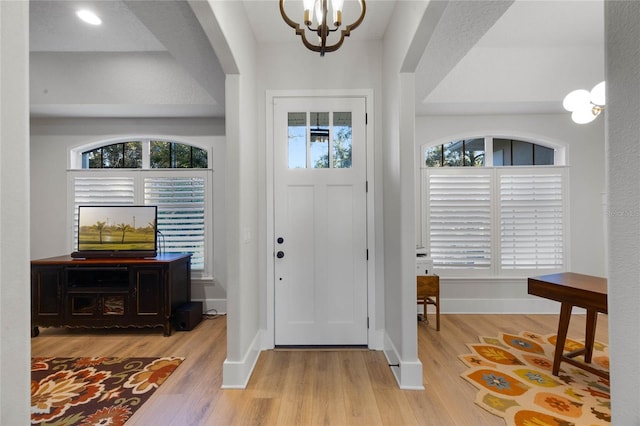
(333, 126), (352, 168)
(150, 141), (208, 168)
(82, 140), (208, 169)
(311, 112), (352, 169)
(84, 142), (142, 168)
(425, 139), (484, 167)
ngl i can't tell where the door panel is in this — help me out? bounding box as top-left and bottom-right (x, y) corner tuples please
(274, 97), (367, 345)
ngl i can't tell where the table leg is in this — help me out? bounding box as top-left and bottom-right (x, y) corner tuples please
(553, 303), (573, 376)
(435, 295), (440, 331)
(584, 309), (598, 363)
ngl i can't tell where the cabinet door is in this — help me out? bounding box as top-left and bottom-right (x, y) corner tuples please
(32, 267), (63, 317)
(68, 294), (127, 317)
(133, 267), (164, 316)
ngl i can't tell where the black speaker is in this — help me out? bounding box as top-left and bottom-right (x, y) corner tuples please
(174, 301), (203, 331)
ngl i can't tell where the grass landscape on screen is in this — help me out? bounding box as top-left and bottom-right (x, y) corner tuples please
(78, 206), (156, 251)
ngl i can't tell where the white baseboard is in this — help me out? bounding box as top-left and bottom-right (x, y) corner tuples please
(191, 298), (226, 315)
(438, 297), (569, 314)
(383, 333), (424, 390)
(221, 332), (261, 389)
(200, 297), (571, 318)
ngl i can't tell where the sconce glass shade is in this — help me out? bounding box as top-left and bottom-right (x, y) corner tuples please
(590, 81), (606, 106)
(563, 81), (605, 124)
(563, 89), (590, 112)
(571, 107), (598, 124)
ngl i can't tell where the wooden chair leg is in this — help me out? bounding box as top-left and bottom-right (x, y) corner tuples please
(435, 295), (440, 331)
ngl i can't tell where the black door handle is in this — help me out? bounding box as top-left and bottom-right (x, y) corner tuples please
(276, 251), (285, 259)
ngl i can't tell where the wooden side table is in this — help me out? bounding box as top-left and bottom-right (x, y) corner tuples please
(417, 275), (440, 331)
(528, 272), (608, 379)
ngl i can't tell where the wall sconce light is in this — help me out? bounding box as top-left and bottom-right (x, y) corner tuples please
(279, 0), (366, 56)
(563, 81), (606, 124)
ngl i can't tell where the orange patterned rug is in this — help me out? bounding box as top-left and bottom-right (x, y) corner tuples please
(459, 331), (610, 426)
(31, 357), (183, 425)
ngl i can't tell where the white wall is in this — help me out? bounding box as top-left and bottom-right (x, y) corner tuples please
(30, 52), (215, 106)
(415, 113), (606, 312)
(29, 117), (228, 309)
(605, 1), (640, 422)
(0, 2), (31, 423)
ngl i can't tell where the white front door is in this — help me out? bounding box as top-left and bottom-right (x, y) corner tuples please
(274, 97), (368, 346)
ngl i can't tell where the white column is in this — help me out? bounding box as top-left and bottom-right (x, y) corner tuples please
(0, 1), (31, 423)
(605, 1), (640, 422)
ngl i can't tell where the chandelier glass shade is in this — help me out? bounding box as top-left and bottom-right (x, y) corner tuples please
(563, 81), (606, 124)
(279, 0), (366, 56)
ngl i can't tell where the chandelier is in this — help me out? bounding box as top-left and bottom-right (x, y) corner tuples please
(279, 0), (366, 56)
(562, 81), (606, 124)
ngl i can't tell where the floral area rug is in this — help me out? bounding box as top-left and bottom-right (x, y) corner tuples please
(31, 357), (184, 425)
(459, 331), (610, 426)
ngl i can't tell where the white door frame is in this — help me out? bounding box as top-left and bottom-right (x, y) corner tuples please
(264, 89), (377, 349)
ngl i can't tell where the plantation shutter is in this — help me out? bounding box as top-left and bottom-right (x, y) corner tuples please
(499, 168), (566, 271)
(427, 170), (492, 272)
(71, 175), (136, 250)
(144, 175), (206, 270)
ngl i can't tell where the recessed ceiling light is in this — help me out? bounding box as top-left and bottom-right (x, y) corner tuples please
(76, 9), (102, 26)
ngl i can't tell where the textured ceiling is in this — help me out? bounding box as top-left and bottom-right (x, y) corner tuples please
(29, 0), (604, 118)
(30, 1), (166, 52)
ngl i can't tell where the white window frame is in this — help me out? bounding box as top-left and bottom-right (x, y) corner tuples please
(420, 136), (569, 278)
(67, 139), (214, 280)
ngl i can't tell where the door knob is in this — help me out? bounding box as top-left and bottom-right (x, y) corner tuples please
(276, 251), (285, 259)
(277, 237), (284, 244)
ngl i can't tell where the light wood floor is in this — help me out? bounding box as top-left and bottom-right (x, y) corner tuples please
(31, 313), (609, 425)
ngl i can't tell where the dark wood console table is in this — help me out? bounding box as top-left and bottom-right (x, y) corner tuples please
(31, 253), (191, 336)
(528, 272), (608, 379)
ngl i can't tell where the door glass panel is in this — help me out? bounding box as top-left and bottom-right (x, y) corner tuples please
(333, 112), (352, 168)
(288, 112), (307, 169)
(310, 112), (330, 168)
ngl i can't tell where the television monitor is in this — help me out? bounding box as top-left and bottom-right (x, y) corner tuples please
(71, 205), (158, 258)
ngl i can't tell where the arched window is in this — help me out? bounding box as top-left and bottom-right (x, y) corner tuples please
(81, 140), (208, 169)
(425, 138), (555, 167)
(420, 136), (568, 278)
(69, 138), (212, 276)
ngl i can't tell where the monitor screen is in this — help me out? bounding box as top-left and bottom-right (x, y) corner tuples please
(75, 205), (157, 258)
